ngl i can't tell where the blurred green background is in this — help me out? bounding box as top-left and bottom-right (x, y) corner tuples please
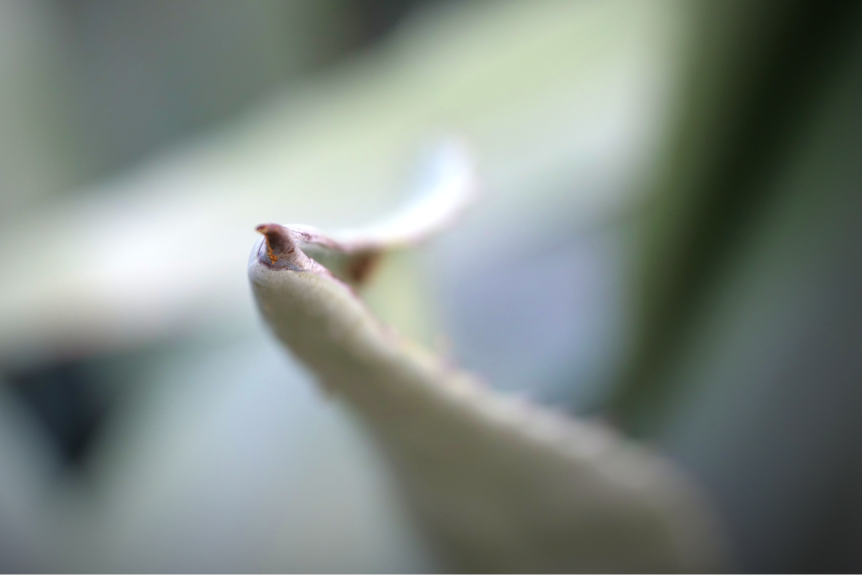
(0, 0), (860, 572)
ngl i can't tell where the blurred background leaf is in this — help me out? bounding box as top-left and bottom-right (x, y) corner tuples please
(1, 0), (861, 572)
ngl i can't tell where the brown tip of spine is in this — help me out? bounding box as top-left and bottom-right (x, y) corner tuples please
(347, 251), (383, 284)
(256, 223), (296, 264)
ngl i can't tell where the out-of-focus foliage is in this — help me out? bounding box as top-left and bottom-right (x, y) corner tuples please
(0, 1), (687, 571)
(619, 2), (862, 570)
(1, 0), (861, 571)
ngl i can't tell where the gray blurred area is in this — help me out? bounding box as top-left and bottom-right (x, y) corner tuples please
(0, 0), (861, 572)
(0, 0), (433, 209)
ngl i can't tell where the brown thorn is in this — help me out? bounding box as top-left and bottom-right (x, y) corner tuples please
(256, 224), (296, 264)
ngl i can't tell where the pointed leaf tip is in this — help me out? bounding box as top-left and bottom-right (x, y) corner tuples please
(256, 223), (296, 265)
